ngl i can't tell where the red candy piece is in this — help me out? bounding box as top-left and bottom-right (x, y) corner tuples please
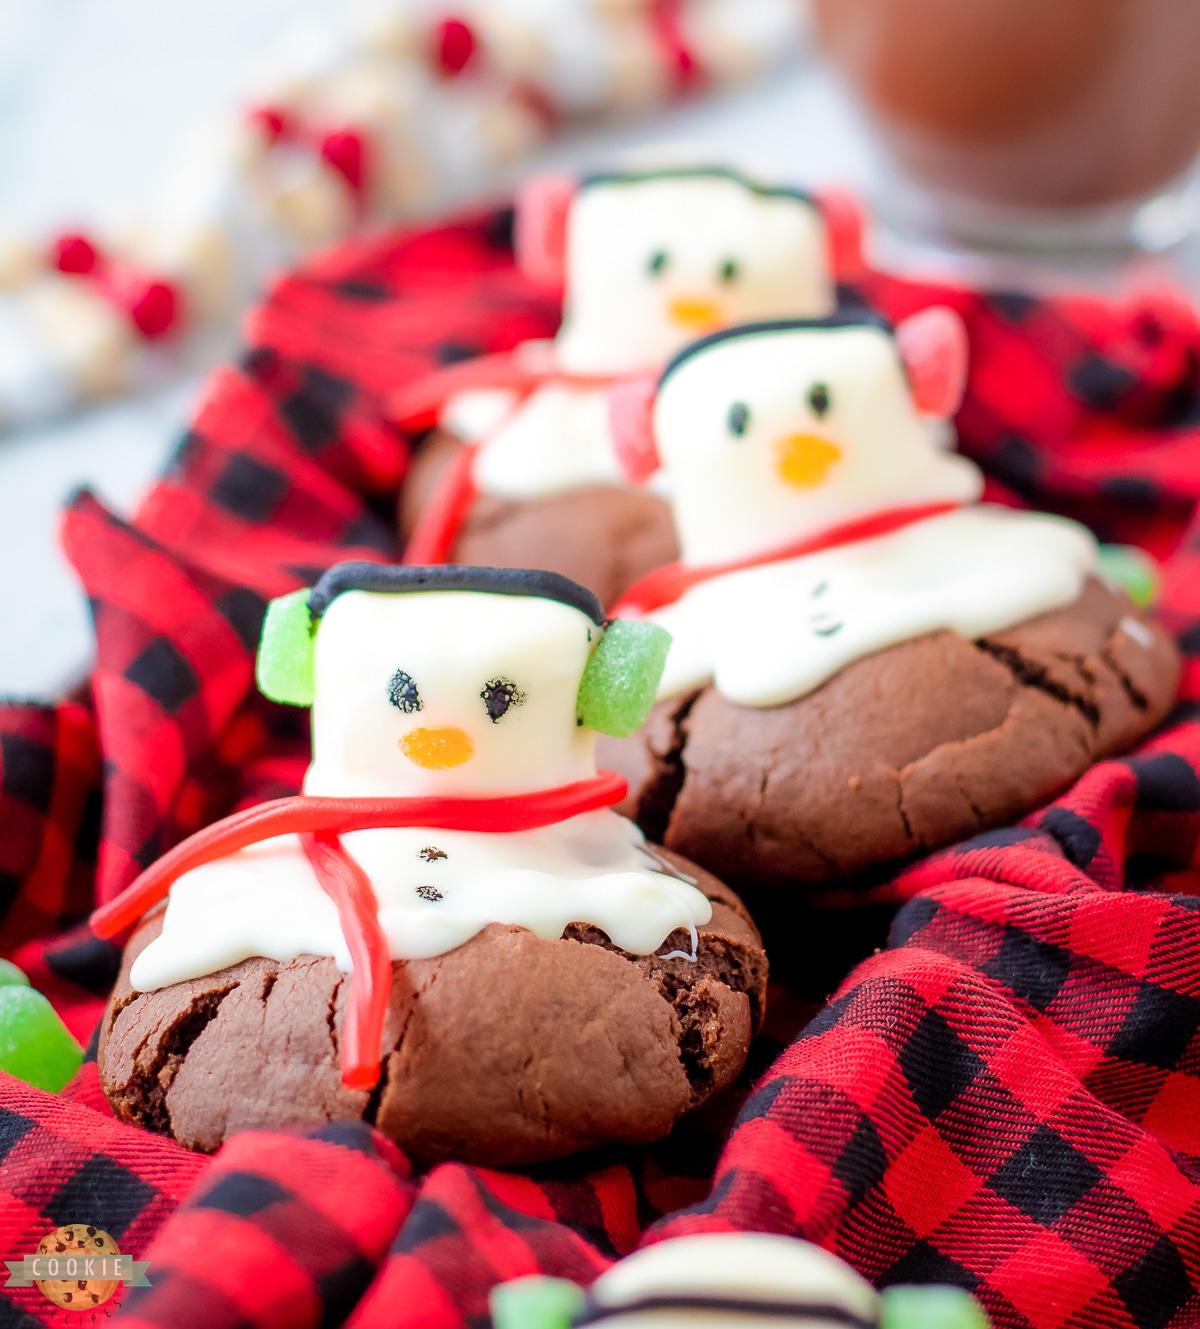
(320, 129), (367, 195)
(246, 104), (292, 146)
(51, 232), (101, 276)
(124, 279), (179, 338)
(434, 17), (477, 77)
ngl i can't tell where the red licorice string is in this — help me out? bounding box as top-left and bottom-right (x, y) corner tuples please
(385, 352), (545, 433)
(89, 772), (628, 938)
(389, 350), (634, 563)
(433, 17), (478, 77)
(612, 502), (965, 616)
(402, 441), (481, 565)
(300, 831), (393, 1090)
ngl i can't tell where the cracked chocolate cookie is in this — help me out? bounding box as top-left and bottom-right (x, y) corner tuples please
(600, 579), (1180, 888)
(99, 851), (766, 1167)
(399, 430), (679, 610)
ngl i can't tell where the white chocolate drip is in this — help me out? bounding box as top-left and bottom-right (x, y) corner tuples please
(652, 506), (1098, 707)
(471, 382), (625, 499)
(129, 812), (712, 991)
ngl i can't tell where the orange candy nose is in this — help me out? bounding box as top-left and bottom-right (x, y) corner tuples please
(774, 433), (842, 488)
(668, 295), (723, 330)
(399, 726), (476, 769)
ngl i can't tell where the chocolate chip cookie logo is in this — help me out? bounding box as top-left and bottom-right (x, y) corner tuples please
(4, 1226), (150, 1310)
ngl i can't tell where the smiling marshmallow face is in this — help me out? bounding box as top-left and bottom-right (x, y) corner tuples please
(553, 173), (833, 376)
(654, 323), (983, 565)
(303, 590), (597, 799)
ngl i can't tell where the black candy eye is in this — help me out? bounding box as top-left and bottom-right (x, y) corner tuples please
(808, 382), (831, 417)
(718, 257), (738, 283)
(481, 677), (525, 722)
(727, 401), (750, 436)
(387, 669), (422, 713)
(648, 249), (668, 276)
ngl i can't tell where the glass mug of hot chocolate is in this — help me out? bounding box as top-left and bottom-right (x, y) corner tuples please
(814, 0), (1200, 264)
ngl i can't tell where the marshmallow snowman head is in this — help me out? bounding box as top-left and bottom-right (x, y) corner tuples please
(615, 307), (980, 565)
(256, 564), (670, 798)
(517, 167), (838, 376)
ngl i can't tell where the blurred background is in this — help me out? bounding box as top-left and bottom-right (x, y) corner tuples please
(4, 0), (1199, 698)
(0, 0), (882, 698)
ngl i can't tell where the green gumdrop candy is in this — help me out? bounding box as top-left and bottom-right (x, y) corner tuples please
(490, 1276), (585, 1329)
(0, 959), (29, 987)
(0, 986), (83, 1092)
(1097, 543), (1159, 609)
(256, 588), (315, 707)
(882, 1285), (991, 1329)
(577, 619), (672, 738)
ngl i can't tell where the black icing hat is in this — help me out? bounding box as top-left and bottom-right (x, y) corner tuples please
(659, 305), (893, 387)
(580, 164), (817, 208)
(307, 562), (606, 625)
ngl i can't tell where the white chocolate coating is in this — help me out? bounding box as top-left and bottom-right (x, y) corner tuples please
(652, 505), (1097, 706)
(471, 382), (624, 499)
(439, 386), (523, 444)
(655, 324), (982, 567)
(462, 170), (835, 500)
(129, 811), (710, 991)
(589, 1233), (879, 1328)
(131, 587), (711, 992)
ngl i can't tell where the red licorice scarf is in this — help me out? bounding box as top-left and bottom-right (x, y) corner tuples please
(611, 501), (964, 616)
(90, 773), (627, 1088)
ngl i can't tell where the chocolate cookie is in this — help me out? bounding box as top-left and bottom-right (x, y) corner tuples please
(600, 579), (1180, 888)
(399, 430), (679, 610)
(99, 851), (766, 1167)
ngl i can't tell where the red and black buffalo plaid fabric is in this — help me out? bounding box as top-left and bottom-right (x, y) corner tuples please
(3, 204), (1200, 1327)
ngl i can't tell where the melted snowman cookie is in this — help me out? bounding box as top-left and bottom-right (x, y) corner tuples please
(99, 563), (768, 1164)
(601, 310), (1180, 886)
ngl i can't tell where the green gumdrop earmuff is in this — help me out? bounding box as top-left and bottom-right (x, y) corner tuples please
(881, 1285), (991, 1329)
(490, 1276), (584, 1329)
(576, 618), (671, 737)
(1096, 542), (1158, 609)
(256, 588), (316, 707)
(256, 587), (670, 738)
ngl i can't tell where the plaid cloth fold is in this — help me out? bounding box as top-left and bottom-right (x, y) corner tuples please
(2, 205), (1200, 1326)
